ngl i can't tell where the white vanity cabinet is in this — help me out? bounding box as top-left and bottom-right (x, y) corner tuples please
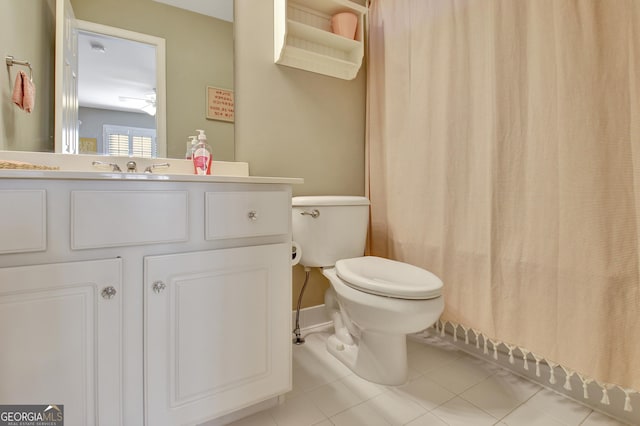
(0, 258), (122, 426)
(145, 243), (290, 426)
(0, 174), (298, 426)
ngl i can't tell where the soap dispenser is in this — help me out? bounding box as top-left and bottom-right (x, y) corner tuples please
(192, 129), (212, 175)
(184, 136), (197, 159)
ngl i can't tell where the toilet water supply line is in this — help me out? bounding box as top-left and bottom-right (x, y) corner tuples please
(292, 266), (311, 345)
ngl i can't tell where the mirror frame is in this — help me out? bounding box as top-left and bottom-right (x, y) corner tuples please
(57, 19), (167, 157)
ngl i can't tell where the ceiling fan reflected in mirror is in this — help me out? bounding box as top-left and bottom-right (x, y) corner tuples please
(77, 28), (158, 118)
(118, 91), (157, 116)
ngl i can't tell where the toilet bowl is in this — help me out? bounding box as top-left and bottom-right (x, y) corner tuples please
(323, 257), (443, 385)
(292, 196), (444, 385)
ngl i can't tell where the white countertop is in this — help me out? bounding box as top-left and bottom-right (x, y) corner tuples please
(0, 169), (303, 184)
(0, 151), (303, 184)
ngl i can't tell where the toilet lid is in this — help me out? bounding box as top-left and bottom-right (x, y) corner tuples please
(335, 256), (443, 300)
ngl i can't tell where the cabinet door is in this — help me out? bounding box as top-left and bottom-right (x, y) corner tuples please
(0, 258), (122, 426)
(145, 244), (291, 426)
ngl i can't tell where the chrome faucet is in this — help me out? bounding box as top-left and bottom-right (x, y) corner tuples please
(92, 160), (122, 172)
(144, 162), (170, 173)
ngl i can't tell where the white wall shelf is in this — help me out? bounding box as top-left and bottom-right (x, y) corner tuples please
(274, 0), (367, 80)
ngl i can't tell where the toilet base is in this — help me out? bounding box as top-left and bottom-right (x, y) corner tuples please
(326, 331), (408, 386)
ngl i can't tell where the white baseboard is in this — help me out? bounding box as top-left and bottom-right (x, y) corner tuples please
(292, 304), (332, 331)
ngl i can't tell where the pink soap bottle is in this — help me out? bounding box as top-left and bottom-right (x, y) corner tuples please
(192, 129), (212, 175)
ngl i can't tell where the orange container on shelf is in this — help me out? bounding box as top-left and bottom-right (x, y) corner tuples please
(331, 12), (358, 40)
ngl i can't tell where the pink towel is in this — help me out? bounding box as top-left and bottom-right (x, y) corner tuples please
(11, 71), (36, 113)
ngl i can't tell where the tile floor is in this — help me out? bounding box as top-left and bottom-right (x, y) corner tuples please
(229, 330), (628, 426)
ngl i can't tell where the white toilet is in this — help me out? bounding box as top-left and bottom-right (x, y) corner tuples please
(292, 196), (444, 385)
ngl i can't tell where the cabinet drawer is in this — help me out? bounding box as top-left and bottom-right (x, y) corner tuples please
(0, 190), (46, 254)
(72, 191), (188, 249)
(205, 191), (289, 240)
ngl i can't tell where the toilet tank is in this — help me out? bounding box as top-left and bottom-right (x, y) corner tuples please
(292, 196), (370, 267)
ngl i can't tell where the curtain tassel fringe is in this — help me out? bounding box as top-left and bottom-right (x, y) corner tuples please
(622, 389), (633, 412)
(578, 374), (593, 399)
(533, 354), (543, 377)
(561, 366), (575, 391)
(520, 349), (530, 370)
(547, 362), (557, 385)
(506, 345), (515, 364)
(435, 319), (637, 414)
(491, 340), (500, 360)
(599, 384), (610, 406)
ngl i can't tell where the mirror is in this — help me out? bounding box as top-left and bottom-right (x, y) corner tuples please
(0, 0), (234, 160)
(73, 20), (167, 157)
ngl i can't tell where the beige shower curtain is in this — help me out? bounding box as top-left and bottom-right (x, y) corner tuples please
(367, 0), (640, 394)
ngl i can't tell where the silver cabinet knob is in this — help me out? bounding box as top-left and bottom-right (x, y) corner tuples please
(152, 281), (166, 294)
(248, 210), (258, 221)
(101, 286), (117, 299)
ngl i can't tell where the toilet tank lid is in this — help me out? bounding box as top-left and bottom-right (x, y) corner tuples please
(292, 196), (370, 207)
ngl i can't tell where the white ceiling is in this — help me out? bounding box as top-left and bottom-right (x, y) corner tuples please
(77, 31), (157, 114)
(152, 0), (233, 22)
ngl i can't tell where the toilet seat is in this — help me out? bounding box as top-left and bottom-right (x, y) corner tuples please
(335, 256), (442, 300)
